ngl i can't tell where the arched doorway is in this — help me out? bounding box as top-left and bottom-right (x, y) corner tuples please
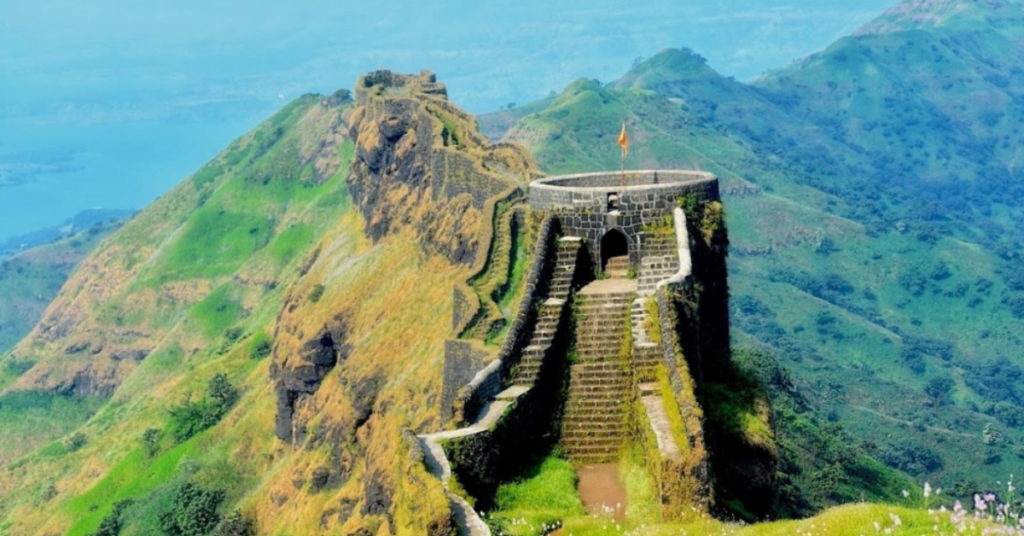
(600, 229), (630, 272)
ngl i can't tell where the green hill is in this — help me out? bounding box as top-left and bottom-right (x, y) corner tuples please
(0, 221), (124, 357)
(2, 2), (1024, 534)
(487, 0), (1024, 503)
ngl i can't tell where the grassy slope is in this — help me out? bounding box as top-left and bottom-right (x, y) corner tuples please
(491, 7), (1024, 499)
(0, 222), (121, 356)
(487, 449), (990, 536)
(0, 94), (369, 534)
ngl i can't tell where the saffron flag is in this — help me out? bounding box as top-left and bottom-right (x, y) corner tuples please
(617, 123), (629, 157)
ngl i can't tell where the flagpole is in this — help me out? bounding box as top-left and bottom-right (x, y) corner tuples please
(617, 122), (628, 188)
(620, 147), (625, 188)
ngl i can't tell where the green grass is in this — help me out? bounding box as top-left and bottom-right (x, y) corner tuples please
(486, 449), (995, 536)
(64, 438), (202, 536)
(488, 456), (586, 536)
(266, 224), (315, 268)
(190, 283), (245, 339)
(0, 391), (105, 466)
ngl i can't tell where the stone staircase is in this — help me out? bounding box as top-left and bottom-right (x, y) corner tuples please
(514, 237), (582, 386)
(604, 255), (629, 278)
(561, 279), (637, 463)
(630, 232), (679, 381)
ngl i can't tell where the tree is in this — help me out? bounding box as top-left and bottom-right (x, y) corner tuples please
(208, 374), (238, 409)
(924, 376), (954, 405)
(159, 482), (225, 536)
(143, 428), (162, 457)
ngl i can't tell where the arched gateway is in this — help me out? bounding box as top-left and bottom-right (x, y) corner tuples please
(600, 228), (630, 272)
(528, 170), (719, 270)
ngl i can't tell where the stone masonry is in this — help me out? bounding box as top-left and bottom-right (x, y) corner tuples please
(423, 169), (720, 534)
(529, 170), (718, 268)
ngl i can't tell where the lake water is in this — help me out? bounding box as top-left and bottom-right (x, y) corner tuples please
(0, 0), (892, 242)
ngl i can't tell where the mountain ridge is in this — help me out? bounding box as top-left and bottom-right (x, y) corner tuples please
(485, 0), (1024, 502)
(854, 0), (1017, 36)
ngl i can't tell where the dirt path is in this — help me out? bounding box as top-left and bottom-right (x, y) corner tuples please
(576, 463), (627, 521)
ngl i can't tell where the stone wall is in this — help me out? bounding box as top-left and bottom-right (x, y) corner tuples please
(655, 285), (711, 517)
(441, 341), (493, 424)
(348, 69), (533, 268)
(450, 215), (560, 424)
(443, 292), (577, 509)
(529, 171), (719, 268)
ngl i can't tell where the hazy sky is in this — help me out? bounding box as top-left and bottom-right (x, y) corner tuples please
(0, 0), (897, 242)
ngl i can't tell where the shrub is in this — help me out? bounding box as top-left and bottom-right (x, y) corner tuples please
(249, 333), (272, 360)
(923, 376), (954, 404)
(880, 443), (943, 475)
(223, 327), (243, 343)
(40, 482), (58, 503)
(208, 374), (238, 408)
(168, 400), (223, 444)
(992, 402), (1024, 427)
(159, 482), (225, 536)
(309, 284), (325, 303)
(90, 498), (135, 536)
(143, 428), (162, 457)
(168, 375), (238, 444)
(815, 237), (839, 255)
(65, 431), (87, 452)
(211, 511), (255, 536)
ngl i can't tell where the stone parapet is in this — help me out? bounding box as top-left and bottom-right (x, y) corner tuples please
(528, 170), (718, 268)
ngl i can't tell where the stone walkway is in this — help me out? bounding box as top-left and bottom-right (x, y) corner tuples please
(578, 277), (638, 296)
(638, 383), (682, 460)
(418, 386), (530, 536)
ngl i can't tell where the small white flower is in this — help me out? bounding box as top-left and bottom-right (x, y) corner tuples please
(903, 489), (911, 498)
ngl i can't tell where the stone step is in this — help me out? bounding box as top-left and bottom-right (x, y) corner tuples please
(567, 395), (630, 406)
(561, 444), (623, 457)
(566, 391), (630, 402)
(562, 444), (626, 457)
(562, 435), (628, 447)
(566, 401), (628, 411)
(567, 382), (630, 392)
(562, 413), (626, 426)
(565, 408), (628, 419)
(577, 332), (628, 342)
(562, 427), (626, 438)
(523, 344), (548, 357)
(570, 365), (631, 375)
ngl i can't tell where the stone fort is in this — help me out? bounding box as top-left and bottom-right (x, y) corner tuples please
(421, 170), (728, 534)
(338, 69), (730, 536)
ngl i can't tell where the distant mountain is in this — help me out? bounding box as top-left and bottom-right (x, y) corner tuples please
(855, 0), (1012, 35)
(485, 0), (1024, 506)
(0, 209), (135, 259)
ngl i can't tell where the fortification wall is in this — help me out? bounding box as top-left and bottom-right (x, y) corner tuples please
(449, 215), (560, 424)
(529, 171), (719, 267)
